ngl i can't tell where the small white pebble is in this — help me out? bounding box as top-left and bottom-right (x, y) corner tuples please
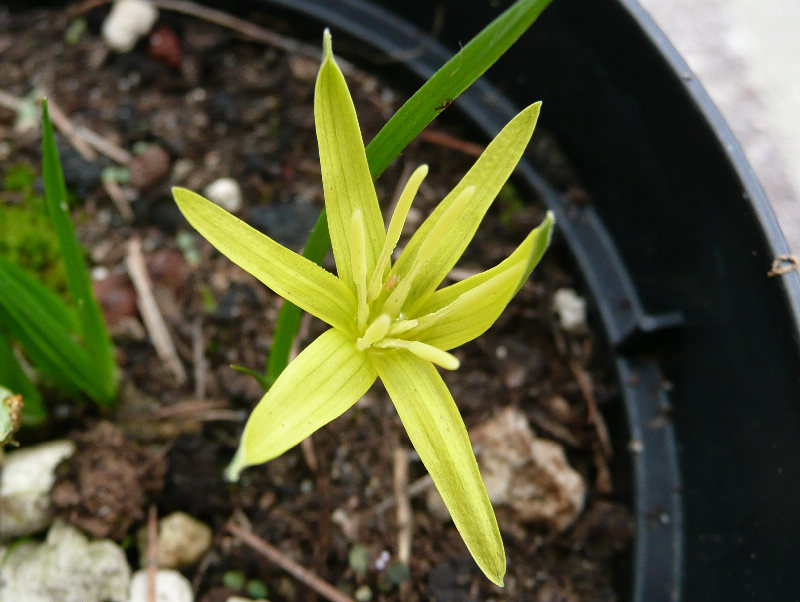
(91, 266), (110, 281)
(553, 287), (587, 332)
(128, 569), (193, 602)
(102, 0), (158, 53)
(204, 177), (243, 213)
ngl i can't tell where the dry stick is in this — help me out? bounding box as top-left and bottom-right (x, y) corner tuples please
(43, 99), (98, 161)
(417, 129), (485, 157)
(373, 474), (432, 517)
(192, 316), (207, 399)
(152, 0), (316, 58)
(393, 445), (412, 566)
(147, 505), (159, 602)
(126, 237), (188, 384)
(568, 359), (612, 457)
(0, 90), (93, 161)
(0, 89), (131, 164)
(73, 123), (132, 164)
(301, 436), (318, 473)
(102, 178), (135, 220)
(225, 522), (356, 602)
(0, 89), (24, 113)
(569, 359), (613, 494)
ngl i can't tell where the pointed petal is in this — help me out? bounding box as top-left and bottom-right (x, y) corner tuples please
(315, 31), (385, 291)
(372, 351), (505, 585)
(173, 187), (356, 335)
(408, 212), (554, 350)
(227, 329), (377, 480)
(392, 103), (541, 313)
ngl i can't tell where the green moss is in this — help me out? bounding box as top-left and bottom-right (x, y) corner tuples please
(0, 164), (68, 294)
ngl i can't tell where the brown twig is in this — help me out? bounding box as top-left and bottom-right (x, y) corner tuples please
(192, 317), (207, 400)
(0, 89), (131, 165)
(152, 0), (317, 58)
(417, 129), (485, 157)
(225, 521), (355, 602)
(569, 359), (613, 493)
(373, 474), (432, 517)
(147, 504), (159, 602)
(301, 436), (318, 473)
(126, 237), (188, 385)
(45, 99), (97, 161)
(102, 178), (134, 220)
(569, 359), (612, 458)
(0, 89), (24, 113)
(153, 399), (227, 418)
(393, 445), (412, 566)
(73, 122), (132, 164)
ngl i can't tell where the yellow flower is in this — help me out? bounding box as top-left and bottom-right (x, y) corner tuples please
(172, 30), (553, 585)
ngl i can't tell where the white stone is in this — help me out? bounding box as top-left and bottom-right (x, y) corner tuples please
(137, 511), (213, 569)
(0, 520), (131, 602)
(102, 0), (159, 53)
(553, 287), (587, 332)
(204, 178), (243, 213)
(470, 407), (585, 531)
(128, 569), (193, 602)
(0, 439), (76, 539)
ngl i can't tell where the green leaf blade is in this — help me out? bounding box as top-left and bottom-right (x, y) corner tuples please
(41, 99), (117, 403)
(173, 187), (357, 336)
(393, 103), (541, 312)
(315, 31), (386, 292)
(365, 0), (554, 180)
(0, 256), (101, 401)
(372, 351), (505, 585)
(409, 212), (554, 349)
(227, 328), (377, 480)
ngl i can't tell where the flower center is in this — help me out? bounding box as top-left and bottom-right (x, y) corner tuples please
(347, 165), (464, 371)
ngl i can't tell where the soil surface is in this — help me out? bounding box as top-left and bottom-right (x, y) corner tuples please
(1, 3), (632, 601)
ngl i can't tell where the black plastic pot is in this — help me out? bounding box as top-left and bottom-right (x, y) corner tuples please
(260, 0), (800, 600)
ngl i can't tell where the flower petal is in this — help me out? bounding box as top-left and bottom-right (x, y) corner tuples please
(226, 328), (377, 480)
(372, 351), (505, 586)
(392, 103), (542, 314)
(173, 187), (356, 335)
(408, 212), (554, 350)
(315, 31), (385, 292)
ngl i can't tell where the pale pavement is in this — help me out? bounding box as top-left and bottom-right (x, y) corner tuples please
(637, 0), (800, 253)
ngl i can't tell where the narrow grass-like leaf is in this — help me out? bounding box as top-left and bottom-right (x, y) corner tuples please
(267, 0), (553, 383)
(365, 0), (553, 179)
(0, 256), (101, 400)
(41, 99), (117, 403)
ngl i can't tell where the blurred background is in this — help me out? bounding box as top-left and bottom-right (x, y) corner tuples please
(638, 0), (800, 253)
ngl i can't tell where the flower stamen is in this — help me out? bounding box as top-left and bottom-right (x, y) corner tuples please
(373, 338), (460, 370)
(367, 164), (428, 302)
(355, 313), (392, 351)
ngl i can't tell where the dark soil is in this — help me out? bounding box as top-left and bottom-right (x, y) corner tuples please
(1, 3), (632, 601)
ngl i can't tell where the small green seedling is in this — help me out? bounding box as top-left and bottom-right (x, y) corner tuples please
(0, 101), (118, 418)
(174, 32), (553, 585)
